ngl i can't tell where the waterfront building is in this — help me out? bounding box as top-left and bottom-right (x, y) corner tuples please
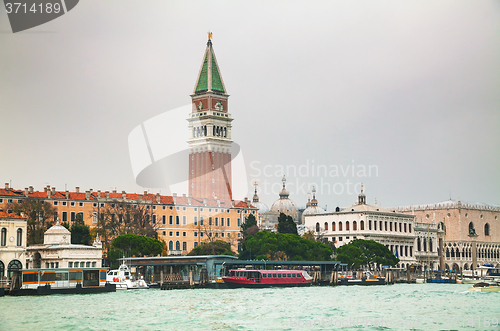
(0, 183), (255, 255)
(0, 211), (27, 280)
(304, 189), (417, 269)
(262, 176), (299, 230)
(188, 33), (233, 202)
(395, 200), (500, 271)
(25, 219), (103, 269)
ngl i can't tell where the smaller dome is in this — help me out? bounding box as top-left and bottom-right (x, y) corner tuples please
(252, 201), (270, 214)
(44, 219), (71, 245)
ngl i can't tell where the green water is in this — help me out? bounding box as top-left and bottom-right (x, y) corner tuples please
(1, 284), (499, 330)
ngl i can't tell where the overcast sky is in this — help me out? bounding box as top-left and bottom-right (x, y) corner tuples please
(1, 1), (499, 210)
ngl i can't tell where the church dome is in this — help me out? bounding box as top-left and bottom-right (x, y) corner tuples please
(269, 176), (298, 220)
(301, 186), (325, 223)
(251, 180), (270, 214)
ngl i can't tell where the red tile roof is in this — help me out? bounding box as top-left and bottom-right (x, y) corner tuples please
(0, 211), (27, 219)
(0, 186), (254, 209)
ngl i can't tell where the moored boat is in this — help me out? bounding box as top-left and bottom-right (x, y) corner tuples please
(106, 263), (148, 290)
(222, 269), (312, 288)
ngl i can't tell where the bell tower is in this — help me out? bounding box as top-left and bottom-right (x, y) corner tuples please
(188, 33), (233, 202)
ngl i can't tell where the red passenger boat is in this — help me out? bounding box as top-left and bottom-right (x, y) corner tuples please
(222, 269), (313, 288)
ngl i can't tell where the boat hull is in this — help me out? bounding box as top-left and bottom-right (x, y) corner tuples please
(223, 281), (312, 289)
(468, 286), (500, 293)
(338, 278), (386, 286)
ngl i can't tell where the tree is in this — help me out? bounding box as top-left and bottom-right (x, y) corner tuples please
(8, 198), (57, 245)
(241, 213), (259, 239)
(336, 239), (399, 270)
(61, 213), (92, 245)
(277, 213), (298, 235)
(111, 233), (164, 257)
(239, 231), (332, 261)
(187, 240), (235, 256)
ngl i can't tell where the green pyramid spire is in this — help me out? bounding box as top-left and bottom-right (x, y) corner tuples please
(194, 39), (226, 94)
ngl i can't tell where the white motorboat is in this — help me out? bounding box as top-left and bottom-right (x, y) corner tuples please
(107, 263), (148, 290)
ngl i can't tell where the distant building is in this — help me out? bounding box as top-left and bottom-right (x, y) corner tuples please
(396, 200), (500, 271)
(0, 211), (27, 280)
(304, 188), (417, 269)
(300, 186), (326, 224)
(26, 220), (103, 269)
(262, 176), (299, 230)
(0, 183), (255, 255)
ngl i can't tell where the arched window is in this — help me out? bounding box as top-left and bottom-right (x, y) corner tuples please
(324, 222), (328, 231)
(346, 221), (350, 231)
(360, 221), (364, 231)
(175, 241), (180, 250)
(224, 127), (227, 138)
(455, 248), (460, 258)
(423, 238), (427, 252)
(1, 228), (6, 246)
(16, 228), (22, 246)
(450, 247), (455, 258)
(417, 238), (421, 251)
(0, 260), (4, 277)
(338, 222), (342, 231)
(485, 223), (490, 236)
(332, 222), (335, 231)
(468, 222), (475, 234)
(7, 260), (22, 278)
(353, 221), (357, 231)
(168, 241), (173, 250)
(446, 248), (450, 258)
(429, 239), (433, 252)
(315, 222), (320, 232)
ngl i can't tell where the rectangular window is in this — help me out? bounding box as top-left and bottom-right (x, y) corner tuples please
(53, 201), (58, 206)
(70, 212), (75, 222)
(200, 208), (203, 212)
(194, 208), (198, 212)
(209, 217), (212, 226)
(200, 216), (204, 226)
(339, 237), (343, 241)
(176, 207), (179, 211)
(176, 216), (180, 225)
(92, 212), (97, 224)
(200, 232), (204, 237)
(221, 232), (225, 238)
(68, 262), (73, 268)
(183, 207), (186, 211)
(194, 242), (198, 247)
(221, 218), (224, 227)
(182, 215), (187, 225)
(369, 220), (372, 230)
(182, 242), (187, 251)
(227, 218), (230, 227)
(237, 218), (241, 227)
(62, 211), (67, 223)
(169, 215), (173, 225)
(153, 206), (156, 210)
(162, 215), (166, 225)
(71, 202), (75, 207)
(152, 215), (157, 224)
(162, 231), (166, 236)
(194, 232), (198, 237)
(169, 231), (173, 237)
(162, 206), (166, 210)
(278, 273), (282, 278)
(182, 231), (186, 237)
(209, 209), (212, 213)
(176, 231), (180, 237)
(62, 201), (67, 206)
(79, 202), (83, 207)
(215, 217), (219, 226)
(194, 216), (198, 226)
(100, 203), (105, 208)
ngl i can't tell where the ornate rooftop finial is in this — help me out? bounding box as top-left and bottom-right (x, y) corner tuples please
(357, 183), (366, 205)
(282, 175), (286, 189)
(208, 31), (213, 40)
(252, 179), (260, 203)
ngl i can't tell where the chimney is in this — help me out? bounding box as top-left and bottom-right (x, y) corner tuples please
(24, 188), (29, 197)
(231, 200), (235, 208)
(65, 190), (69, 199)
(173, 194), (177, 204)
(139, 194), (143, 201)
(105, 191), (109, 199)
(44, 187), (48, 193)
(203, 198), (207, 206)
(182, 194), (186, 197)
(51, 187), (56, 195)
(76, 187), (80, 194)
(156, 193), (160, 204)
(4, 183), (9, 191)
(144, 191), (148, 196)
(47, 189), (51, 199)
(85, 191), (90, 200)
(97, 190), (100, 197)
(112, 189), (117, 194)
(122, 191), (126, 199)
(29, 186), (33, 194)
(188, 195), (192, 205)
(217, 199), (220, 207)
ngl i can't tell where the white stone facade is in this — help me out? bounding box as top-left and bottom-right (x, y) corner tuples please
(0, 212), (27, 278)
